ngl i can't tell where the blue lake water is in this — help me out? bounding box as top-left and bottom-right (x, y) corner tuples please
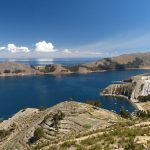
(0, 69), (150, 119)
(0, 58), (101, 66)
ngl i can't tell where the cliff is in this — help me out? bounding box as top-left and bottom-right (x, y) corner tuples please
(101, 73), (150, 111)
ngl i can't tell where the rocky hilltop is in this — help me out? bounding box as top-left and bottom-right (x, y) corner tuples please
(101, 73), (150, 111)
(0, 101), (120, 150)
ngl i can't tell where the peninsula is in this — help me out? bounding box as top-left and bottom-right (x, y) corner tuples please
(0, 52), (150, 76)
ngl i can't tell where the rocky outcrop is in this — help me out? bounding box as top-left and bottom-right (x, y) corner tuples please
(101, 73), (150, 110)
(102, 83), (133, 99)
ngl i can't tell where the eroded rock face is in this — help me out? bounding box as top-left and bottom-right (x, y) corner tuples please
(0, 101), (120, 150)
(102, 83), (133, 98)
(102, 74), (150, 99)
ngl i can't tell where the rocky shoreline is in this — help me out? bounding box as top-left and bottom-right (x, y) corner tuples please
(101, 73), (150, 111)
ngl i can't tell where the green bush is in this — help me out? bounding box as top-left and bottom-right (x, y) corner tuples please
(138, 94), (150, 102)
(52, 110), (65, 129)
(120, 108), (131, 119)
(83, 124), (91, 129)
(86, 100), (101, 107)
(29, 127), (44, 143)
(136, 110), (150, 118)
(0, 130), (10, 139)
(60, 141), (76, 148)
(34, 127), (44, 140)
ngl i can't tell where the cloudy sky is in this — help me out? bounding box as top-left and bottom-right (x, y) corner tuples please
(0, 0), (150, 58)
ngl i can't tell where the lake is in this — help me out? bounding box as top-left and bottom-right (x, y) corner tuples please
(0, 58), (101, 66)
(0, 69), (150, 118)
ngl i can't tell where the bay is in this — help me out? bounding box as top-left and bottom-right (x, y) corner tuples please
(0, 69), (150, 118)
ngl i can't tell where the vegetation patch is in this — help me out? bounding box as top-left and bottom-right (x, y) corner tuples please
(120, 107), (131, 119)
(83, 124), (92, 129)
(138, 94), (150, 102)
(0, 130), (10, 139)
(86, 100), (101, 107)
(29, 127), (44, 143)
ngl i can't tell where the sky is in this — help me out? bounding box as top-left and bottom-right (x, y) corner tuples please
(0, 0), (150, 58)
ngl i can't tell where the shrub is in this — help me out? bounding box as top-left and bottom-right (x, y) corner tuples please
(86, 100), (101, 107)
(60, 141), (76, 148)
(0, 130), (10, 139)
(83, 124), (91, 129)
(136, 110), (150, 118)
(12, 69), (25, 74)
(138, 94), (150, 102)
(29, 127), (44, 143)
(52, 110), (65, 128)
(120, 108), (131, 119)
(44, 65), (56, 73)
(34, 127), (44, 140)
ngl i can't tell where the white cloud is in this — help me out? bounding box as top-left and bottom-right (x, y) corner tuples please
(63, 49), (72, 54)
(35, 41), (57, 52)
(7, 44), (30, 53)
(0, 47), (6, 50)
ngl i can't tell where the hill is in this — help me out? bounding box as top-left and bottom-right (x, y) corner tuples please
(0, 101), (121, 150)
(0, 101), (150, 149)
(0, 62), (42, 76)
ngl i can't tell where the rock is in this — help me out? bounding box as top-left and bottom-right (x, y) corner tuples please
(101, 73), (150, 111)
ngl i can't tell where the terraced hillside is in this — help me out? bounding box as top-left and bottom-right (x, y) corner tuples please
(0, 101), (120, 150)
(0, 101), (150, 149)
